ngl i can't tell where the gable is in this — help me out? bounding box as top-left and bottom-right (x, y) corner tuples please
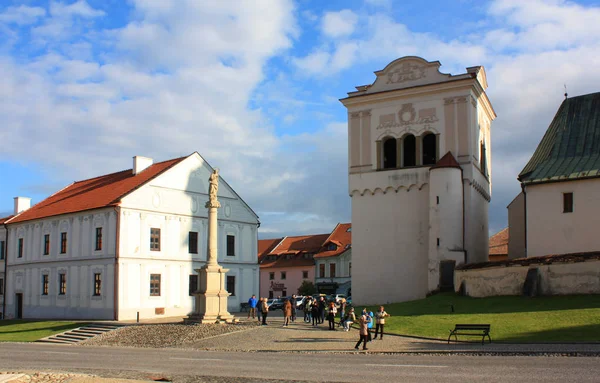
(121, 153), (258, 223)
(352, 57), (475, 97)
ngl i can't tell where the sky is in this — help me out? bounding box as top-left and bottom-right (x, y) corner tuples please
(1, 0), (599, 239)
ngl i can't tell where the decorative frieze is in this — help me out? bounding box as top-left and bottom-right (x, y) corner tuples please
(386, 62), (426, 84)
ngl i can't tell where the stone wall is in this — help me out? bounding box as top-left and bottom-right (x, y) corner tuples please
(455, 256), (600, 297)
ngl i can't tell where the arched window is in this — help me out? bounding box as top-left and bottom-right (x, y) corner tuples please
(403, 134), (416, 167)
(422, 133), (437, 165)
(383, 137), (397, 169)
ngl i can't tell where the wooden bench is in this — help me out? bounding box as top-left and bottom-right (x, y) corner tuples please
(448, 324), (491, 344)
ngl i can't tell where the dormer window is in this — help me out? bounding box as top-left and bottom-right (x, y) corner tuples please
(327, 243), (337, 251)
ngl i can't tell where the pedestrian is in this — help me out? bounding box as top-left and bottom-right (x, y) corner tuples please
(327, 301), (337, 330)
(290, 294), (297, 322)
(318, 297), (326, 324)
(311, 300), (320, 326)
(362, 309), (373, 341)
(338, 298), (346, 327)
(257, 298), (263, 322)
(261, 297), (269, 325)
(283, 298), (292, 327)
(374, 306), (391, 340)
(343, 307), (356, 331)
(354, 310), (369, 351)
(247, 294), (258, 319)
(304, 297), (311, 323)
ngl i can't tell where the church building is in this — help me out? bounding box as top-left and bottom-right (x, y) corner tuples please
(340, 56), (496, 304)
(3, 153), (259, 320)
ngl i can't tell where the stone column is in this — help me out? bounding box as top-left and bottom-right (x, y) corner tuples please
(185, 169), (235, 324)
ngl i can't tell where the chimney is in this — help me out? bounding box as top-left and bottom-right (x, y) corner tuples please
(133, 156), (153, 175)
(14, 197), (31, 215)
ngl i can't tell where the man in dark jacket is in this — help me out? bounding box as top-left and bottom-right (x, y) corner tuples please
(318, 297), (326, 324)
(290, 295), (297, 322)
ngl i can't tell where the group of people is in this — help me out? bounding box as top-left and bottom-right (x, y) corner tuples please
(246, 294), (391, 350)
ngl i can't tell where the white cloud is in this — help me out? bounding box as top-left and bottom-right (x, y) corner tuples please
(292, 50), (330, 75)
(49, 0), (105, 18)
(0, 5), (46, 25)
(321, 9), (358, 38)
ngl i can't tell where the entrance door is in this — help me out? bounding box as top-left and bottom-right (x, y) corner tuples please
(439, 261), (456, 292)
(16, 293), (23, 319)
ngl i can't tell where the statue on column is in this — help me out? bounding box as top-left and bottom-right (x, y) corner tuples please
(206, 169), (221, 208)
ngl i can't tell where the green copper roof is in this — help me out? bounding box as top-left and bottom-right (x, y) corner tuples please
(519, 92), (600, 184)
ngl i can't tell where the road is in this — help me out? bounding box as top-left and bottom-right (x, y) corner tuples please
(0, 343), (598, 382)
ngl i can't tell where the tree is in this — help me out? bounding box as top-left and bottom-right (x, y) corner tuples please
(297, 280), (316, 296)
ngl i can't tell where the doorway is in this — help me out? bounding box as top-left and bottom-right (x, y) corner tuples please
(439, 261), (456, 292)
(16, 293), (23, 319)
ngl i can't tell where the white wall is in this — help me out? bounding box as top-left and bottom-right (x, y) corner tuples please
(526, 179), (600, 258)
(4, 209), (117, 319)
(0, 226), (6, 316)
(117, 154), (259, 319)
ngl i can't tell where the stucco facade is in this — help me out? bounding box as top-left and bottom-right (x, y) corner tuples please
(507, 193), (525, 259)
(341, 57), (495, 305)
(314, 249), (352, 295)
(4, 153), (259, 320)
(259, 266), (313, 299)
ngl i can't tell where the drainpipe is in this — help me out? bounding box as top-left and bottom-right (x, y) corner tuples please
(2, 223), (7, 319)
(521, 184), (527, 257)
(113, 207), (121, 321)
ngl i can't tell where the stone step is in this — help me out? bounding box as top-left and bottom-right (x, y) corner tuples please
(71, 329), (105, 336)
(55, 334), (89, 341)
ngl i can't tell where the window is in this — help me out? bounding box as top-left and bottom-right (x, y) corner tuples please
(226, 275), (236, 296)
(150, 274), (161, 296)
(480, 141), (487, 176)
(60, 232), (67, 254)
(349, 262), (352, 277)
(319, 264), (325, 278)
(383, 137), (397, 169)
(303, 271), (309, 279)
(282, 290), (287, 296)
(268, 291), (274, 299)
(0, 278), (3, 295)
(422, 133), (437, 165)
(0, 240), (4, 260)
(403, 134), (416, 167)
(226, 235), (235, 256)
(330, 263), (336, 278)
(563, 192), (573, 213)
(94, 273), (102, 296)
(327, 243), (337, 251)
(280, 271), (286, 280)
(189, 274), (198, 296)
(189, 231), (198, 254)
(42, 275), (49, 295)
(95, 228), (103, 251)
(269, 272), (274, 280)
(150, 228), (161, 251)
(59, 273), (66, 295)
(18, 238), (23, 258)
(43, 234), (50, 255)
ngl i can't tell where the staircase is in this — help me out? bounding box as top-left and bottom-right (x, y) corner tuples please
(36, 323), (124, 345)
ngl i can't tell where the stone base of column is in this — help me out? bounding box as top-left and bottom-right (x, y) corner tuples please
(185, 265), (235, 324)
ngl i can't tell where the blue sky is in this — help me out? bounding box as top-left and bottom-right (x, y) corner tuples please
(1, 0), (600, 238)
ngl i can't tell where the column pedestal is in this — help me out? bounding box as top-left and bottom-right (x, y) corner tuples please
(186, 265), (235, 324)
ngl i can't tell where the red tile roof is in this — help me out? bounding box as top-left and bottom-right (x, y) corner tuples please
(314, 223), (351, 259)
(0, 215), (14, 225)
(489, 228), (508, 256)
(430, 151), (461, 170)
(9, 157), (186, 224)
(258, 238), (283, 262)
(259, 233), (329, 269)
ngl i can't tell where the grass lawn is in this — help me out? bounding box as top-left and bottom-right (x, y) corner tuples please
(360, 293), (600, 342)
(0, 321), (87, 342)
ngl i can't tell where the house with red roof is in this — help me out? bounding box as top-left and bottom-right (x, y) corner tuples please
(2, 153), (259, 320)
(314, 223), (352, 296)
(489, 228), (508, 262)
(258, 234), (328, 299)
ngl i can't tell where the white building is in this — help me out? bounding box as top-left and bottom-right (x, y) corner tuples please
(509, 92), (600, 259)
(0, 214), (14, 318)
(314, 223), (352, 296)
(340, 56), (496, 305)
(4, 153), (259, 320)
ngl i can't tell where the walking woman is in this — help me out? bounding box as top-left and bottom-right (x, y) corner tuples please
(327, 301), (337, 330)
(374, 306), (391, 340)
(283, 298), (292, 327)
(354, 310), (369, 350)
